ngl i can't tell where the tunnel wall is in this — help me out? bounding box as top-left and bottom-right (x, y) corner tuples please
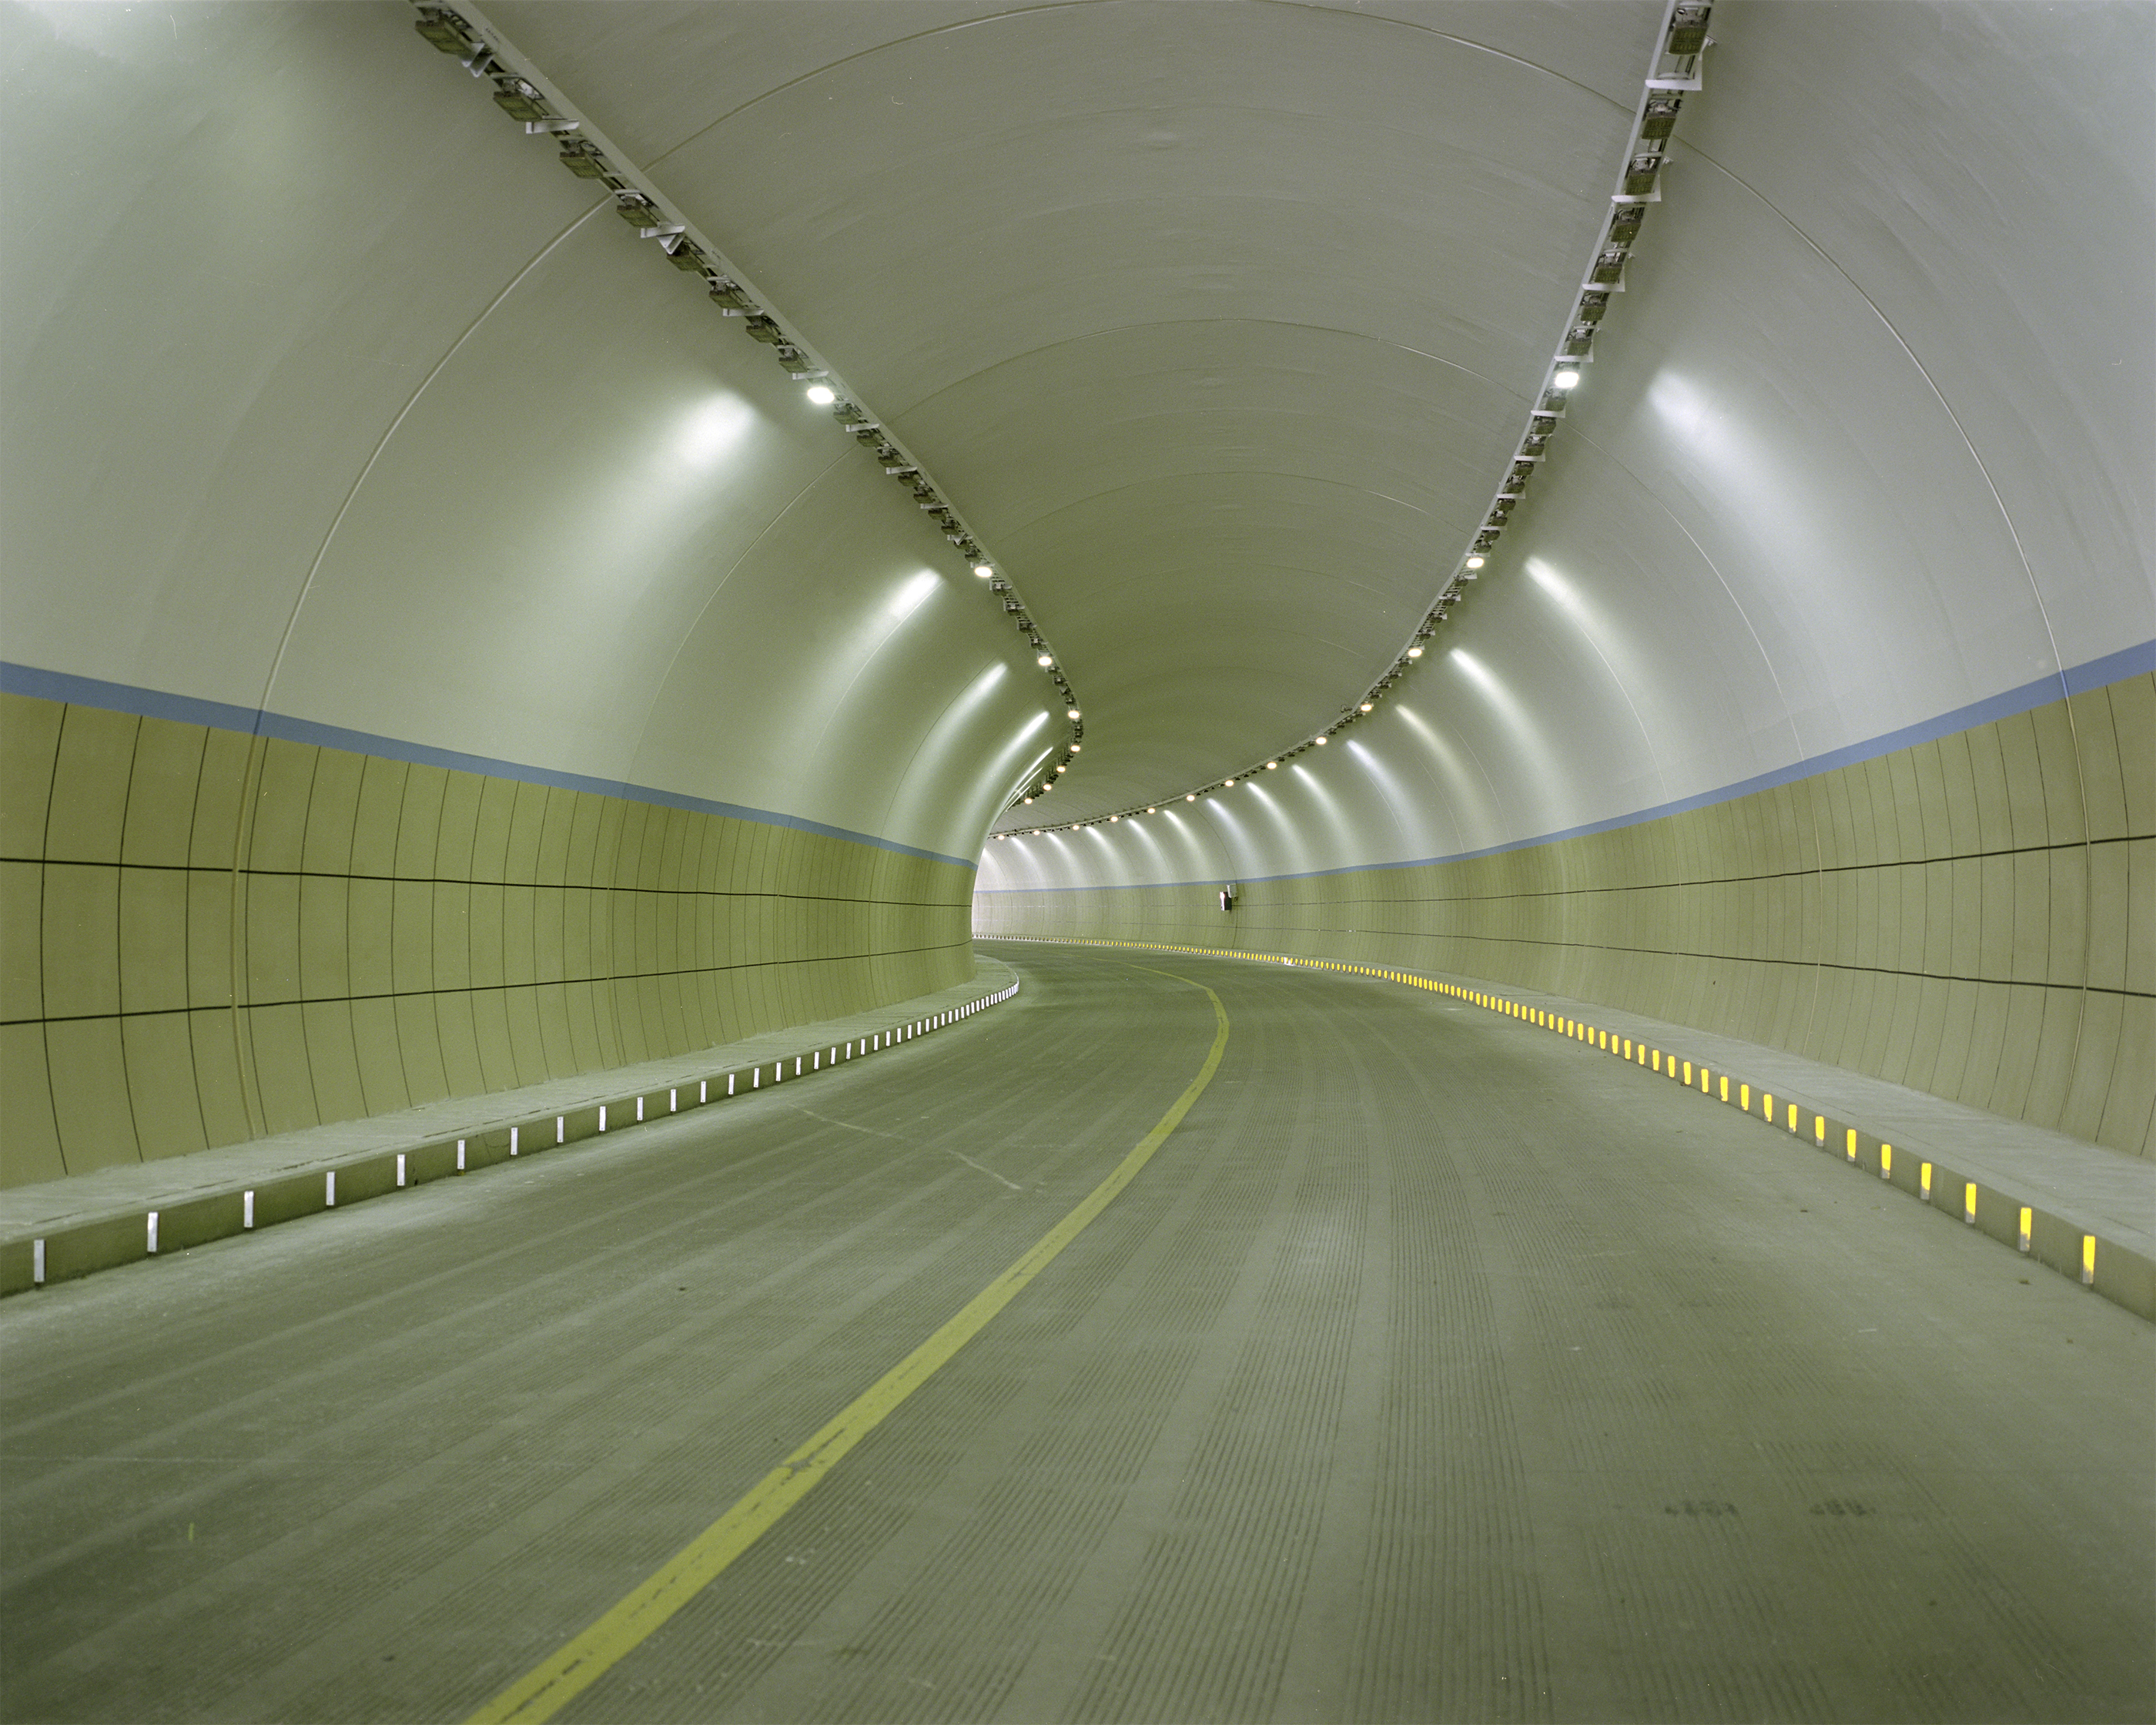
(976, 669), (2155, 1157)
(2, 690), (973, 1187)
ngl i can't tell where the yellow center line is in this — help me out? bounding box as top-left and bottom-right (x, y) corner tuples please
(465, 972), (1232, 1725)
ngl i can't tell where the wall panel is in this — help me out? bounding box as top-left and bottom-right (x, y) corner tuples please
(1, 691), (976, 1184)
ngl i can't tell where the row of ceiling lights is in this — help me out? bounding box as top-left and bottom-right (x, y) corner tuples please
(409, 4), (1084, 790)
(992, 0), (1713, 841)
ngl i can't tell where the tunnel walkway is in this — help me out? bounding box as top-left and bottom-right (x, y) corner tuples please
(1, 942), (2149, 1723)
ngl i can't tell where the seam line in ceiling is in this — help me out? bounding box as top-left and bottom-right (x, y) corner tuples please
(254, 201), (604, 724)
(636, 0), (1634, 173)
(879, 314), (1512, 426)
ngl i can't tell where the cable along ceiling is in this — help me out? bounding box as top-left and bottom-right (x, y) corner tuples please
(407, 2), (1084, 809)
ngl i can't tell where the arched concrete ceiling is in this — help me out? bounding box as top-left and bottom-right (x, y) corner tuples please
(483, 0), (2154, 859)
(2, 1), (1068, 865)
(484, 0), (1667, 819)
(5, 0), (2149, 886)
(973, 0), (2154, 889)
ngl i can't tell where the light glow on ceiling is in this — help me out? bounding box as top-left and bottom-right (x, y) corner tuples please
(675, 393), (756, 470)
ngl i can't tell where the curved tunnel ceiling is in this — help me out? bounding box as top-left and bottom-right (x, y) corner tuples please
(481, 0), (1669, 824)
(5, 0), (2150, 883)
(477, 0), (2154, 858)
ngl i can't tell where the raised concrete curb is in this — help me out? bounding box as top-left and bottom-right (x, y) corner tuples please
(995, 937), (2156, 1323)
(0, 958), (1019, 1297)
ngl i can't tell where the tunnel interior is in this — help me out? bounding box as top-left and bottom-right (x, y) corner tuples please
(1, 2), (2151, 1721)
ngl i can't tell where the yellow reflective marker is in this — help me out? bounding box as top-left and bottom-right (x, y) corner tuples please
(1816, 1115), (1826, 1146)
(2018, 1207), (2033, 1252)
(464, 977), (1234, 1725)
(1921, 1161), (1933, 1200)
(1763, 1090), (1773, 1119)
(2083, 1235), (2097, 1285)
(1652, 1050), (1661, 1073)
(1965, 1181), (1979, 1224)
(1683, 1060), (1692, 1084)
(1880, 1144), (1892, 1180)
(1719, 1075), (1728, 1101)
(1845, 1126), (1856, 1160)
(1788, 1103), (1799, 1133)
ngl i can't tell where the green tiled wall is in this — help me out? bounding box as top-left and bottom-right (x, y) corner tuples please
(1, 693), (976, 1187)
(976, 673), (2155, 1157)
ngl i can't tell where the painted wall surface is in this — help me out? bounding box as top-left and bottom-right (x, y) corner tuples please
(978, 673), (2156, 1157)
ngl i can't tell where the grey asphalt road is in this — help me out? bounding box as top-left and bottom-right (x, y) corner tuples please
(2, 942), (2149, 1723)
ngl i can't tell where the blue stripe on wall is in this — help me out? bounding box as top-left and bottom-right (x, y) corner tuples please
(0, 662), (977, 873)
(978, 638), (2156, 891)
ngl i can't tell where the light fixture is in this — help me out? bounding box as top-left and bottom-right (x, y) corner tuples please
(1023, 796), (1033, 804)
(804, 384), (835, 406)
(1266, 761), (1278, 769)
(973, 564), (994, 578)
(1314, 735), (1327, 745)
(1408, 645), (1424, 658)
(1224, 777), (1235, 787)
(1553, 367), (1582, 390)
(1036, 654), (1054, 667)
(1070, 743), (1081, 752)
(1465, 554), (1486, 569)
(1066, 708), (1080, 720)
(1360, 702), (1374, 712)
(1187, 793), (1197, 802)
(1055, 764), (1067, 773)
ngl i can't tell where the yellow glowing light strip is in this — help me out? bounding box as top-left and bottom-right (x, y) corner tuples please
(999, 936), (2132, 1311)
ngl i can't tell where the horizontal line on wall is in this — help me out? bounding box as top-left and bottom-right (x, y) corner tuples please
(999, 832), (2145, 911)
(979, 638), (2156, 890)
(1094, 926), (2151, 1000)
(0, 662), (978, 873)
(0, 857), (966, 909)
(2, 940), (977, 1029)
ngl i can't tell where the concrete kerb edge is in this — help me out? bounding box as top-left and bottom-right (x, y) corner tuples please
(991, 936), (2156, 1325)
(0, 970), (1023, 1298)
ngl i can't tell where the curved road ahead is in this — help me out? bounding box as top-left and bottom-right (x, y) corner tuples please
(2, 942), (2150, 1723)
